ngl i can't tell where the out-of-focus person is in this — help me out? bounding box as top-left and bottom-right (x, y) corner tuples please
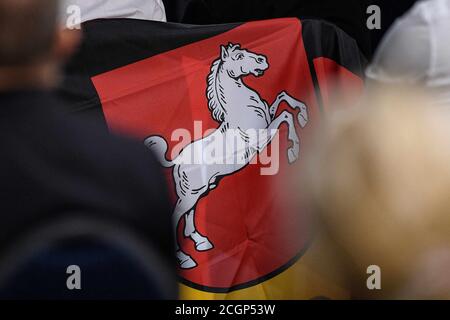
(60, 0), (166, 28)
(366, 0), (450, 106)
(0, 0), (175, 298)
(302, 90), (450, 299)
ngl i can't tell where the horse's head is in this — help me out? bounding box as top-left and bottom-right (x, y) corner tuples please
(220, 43), (269, 79)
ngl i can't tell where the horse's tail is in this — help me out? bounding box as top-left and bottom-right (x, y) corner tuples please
(144, 136), (174, 168)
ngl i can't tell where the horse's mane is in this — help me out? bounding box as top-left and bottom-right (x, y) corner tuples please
(207, 59), (227, 122)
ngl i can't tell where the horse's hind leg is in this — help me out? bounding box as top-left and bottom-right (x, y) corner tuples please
(184, 206), (214, 252)
(173, 197), (198, 269)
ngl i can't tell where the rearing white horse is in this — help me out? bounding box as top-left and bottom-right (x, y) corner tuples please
(145, 43), (308, 269)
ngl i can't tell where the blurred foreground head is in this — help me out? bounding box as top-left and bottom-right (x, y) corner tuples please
(0, 0), (78, 90)
(303, 90), (450, 299)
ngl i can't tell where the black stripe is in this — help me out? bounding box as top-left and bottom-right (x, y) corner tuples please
(301, 19), (367, 114)
(302, 19), (367, 77)
(58, 19), (242, 122)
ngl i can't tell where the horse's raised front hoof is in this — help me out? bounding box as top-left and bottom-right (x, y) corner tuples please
(297, 112), (308, 128)
(177, 250), (197, 269)
(288, 148), (299, 164)
(190, 232), (214, 252)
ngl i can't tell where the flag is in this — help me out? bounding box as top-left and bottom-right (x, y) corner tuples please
(59, 17), (366, 299)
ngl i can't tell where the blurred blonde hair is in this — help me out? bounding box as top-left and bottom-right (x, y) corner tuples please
(303, 89), (450, 299)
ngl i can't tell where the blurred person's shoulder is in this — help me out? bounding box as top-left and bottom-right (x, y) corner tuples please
(409, 0), (450, 21)
(366, 1), (432, 83)
(50, 95), (165, 190)
(0, 90), (174, 267)
(367, 0), (450, 105)
(0, 90), (165, 202)
(59, 0), (167, 25)
(380, 0), (450, 31)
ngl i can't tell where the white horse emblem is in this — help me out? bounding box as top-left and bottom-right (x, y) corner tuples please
(145, 43), (308, 269)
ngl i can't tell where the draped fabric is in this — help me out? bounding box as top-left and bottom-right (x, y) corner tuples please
(59, 18), (365, 299)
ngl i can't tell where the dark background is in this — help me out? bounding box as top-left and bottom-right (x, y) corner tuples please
(162, 0), (418, 60)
